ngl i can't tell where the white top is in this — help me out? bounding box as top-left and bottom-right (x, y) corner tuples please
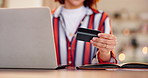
(61, 6), (86, 41)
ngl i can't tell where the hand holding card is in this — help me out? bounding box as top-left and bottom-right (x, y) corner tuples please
(76, 28), (101, 42)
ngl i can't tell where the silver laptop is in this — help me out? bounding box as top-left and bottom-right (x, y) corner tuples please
(0, 7), (63, 69)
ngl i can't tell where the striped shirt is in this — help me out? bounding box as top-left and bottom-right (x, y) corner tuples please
(52, 6), (117, 66)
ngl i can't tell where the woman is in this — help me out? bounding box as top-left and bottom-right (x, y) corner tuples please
(52, 0), (117, 66)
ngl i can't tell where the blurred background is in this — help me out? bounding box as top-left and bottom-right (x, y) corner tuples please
(0, 0), (148, 64)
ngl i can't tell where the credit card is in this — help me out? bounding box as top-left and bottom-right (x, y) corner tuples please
(76, 28), (101, 42)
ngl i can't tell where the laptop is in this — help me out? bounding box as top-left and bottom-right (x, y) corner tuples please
(0, 7), (65, 69)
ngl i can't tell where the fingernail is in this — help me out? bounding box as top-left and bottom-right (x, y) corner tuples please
(98, 34), (101, 37)
(90, 40), (93, 43)
(92, 37), (96, 40)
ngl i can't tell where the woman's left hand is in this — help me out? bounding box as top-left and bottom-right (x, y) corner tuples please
(90, 33), (117, 54)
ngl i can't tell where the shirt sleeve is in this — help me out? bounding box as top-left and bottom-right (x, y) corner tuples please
(91, 51), (117, 64)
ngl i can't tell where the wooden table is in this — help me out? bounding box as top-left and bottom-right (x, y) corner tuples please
(0, 69), (148, 78)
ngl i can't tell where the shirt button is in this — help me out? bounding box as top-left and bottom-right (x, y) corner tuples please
(68, 47), (71, 50)
(81, 21), (84, 24)
(69, 33), (73, 37)
(68, 61), (72, 64)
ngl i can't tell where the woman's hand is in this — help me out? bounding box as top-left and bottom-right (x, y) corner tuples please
(90, 33), (117, 61)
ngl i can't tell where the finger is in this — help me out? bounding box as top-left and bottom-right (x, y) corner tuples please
(92, 37), (117, 45)
(105, 44), (116, 49)
(98, 33), (116, 40)
(91, 40), (116, 50)
(99, 45), (115, 53)
(105, 39), (117, 45)
(91, 41), (107, 48)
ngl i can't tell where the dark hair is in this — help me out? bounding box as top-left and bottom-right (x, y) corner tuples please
(55, 0), (100, 8)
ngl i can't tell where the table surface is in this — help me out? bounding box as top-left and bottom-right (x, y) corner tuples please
(0, 69), (148, 78)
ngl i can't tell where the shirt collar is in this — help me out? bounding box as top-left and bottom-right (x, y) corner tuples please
(53, 6), (100, 18)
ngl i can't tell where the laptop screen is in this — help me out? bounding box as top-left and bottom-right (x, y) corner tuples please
(0, 7), (58, 69)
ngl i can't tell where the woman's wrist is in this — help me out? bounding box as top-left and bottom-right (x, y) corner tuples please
(99, 50), (111, 62)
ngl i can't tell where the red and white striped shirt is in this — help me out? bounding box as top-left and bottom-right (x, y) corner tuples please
(52, 6), (117, 66)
